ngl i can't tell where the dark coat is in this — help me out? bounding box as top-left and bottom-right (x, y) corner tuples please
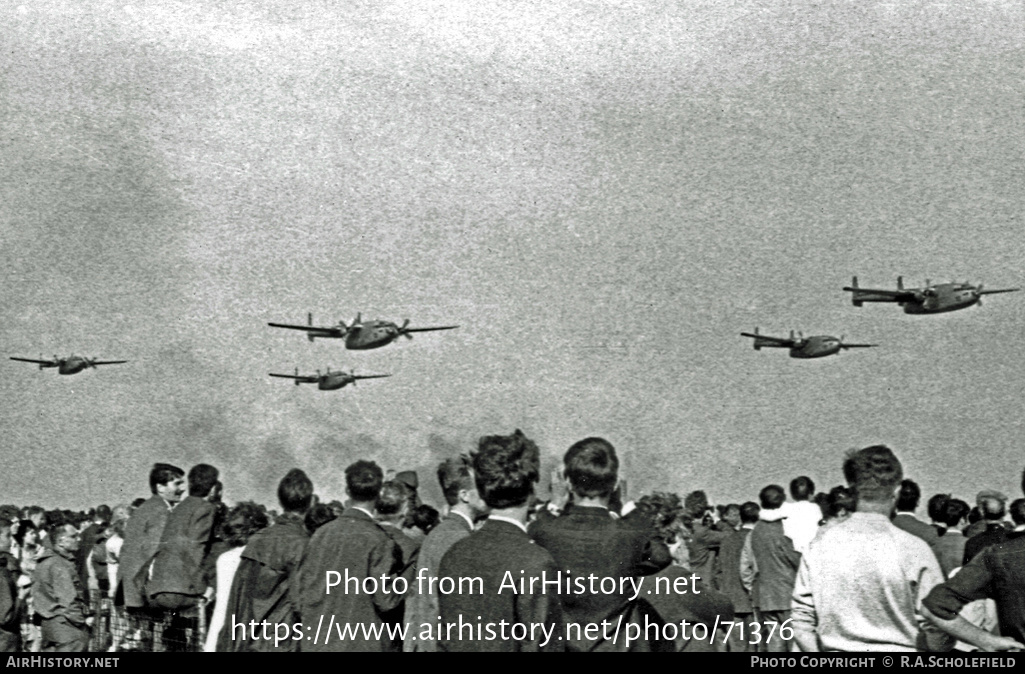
(748, 519), (801, 612)
(294, 508), (409, 652)
(438, 518), (564, 652)
(892, 513), (941, 548)
(528, 504), (670, 651)
(0, 552), (21, 651)
(715, 527), (753, 613)
(219, 513), (308, 652)
(379, 522), (421, 652)
(640, 565), (735, 652)
(964, 522), (1010, 565)
(403, 512), (473, 652)
(32, 548), (90, 625)
(147, 495), (216, 598)
(118, 495), (172, 608)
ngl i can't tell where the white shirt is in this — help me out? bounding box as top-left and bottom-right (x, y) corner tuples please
(782, 500), (822, 554)
(204, 547), (244, 652)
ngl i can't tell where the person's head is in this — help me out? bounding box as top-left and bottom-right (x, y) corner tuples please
(790, 476), (815, 502)
(221, 502), (269, 548)
(411, 504), (440, 535)
(684, 491), (710, 520)
(739, 501), (760, 526)
(437, 456), (486, 517)
(722, 503), (741, 529)
(634, 492), (689, 565)
(927, 493), (951, 524)
(187, 464), (219, 498)
(1010, 499), (1025, 527)
(50, 523), (80, 555)
(759, 484), (786, 511)
(345, 460), (384, 505)
(14, 520), (37, 548)
(978, 491), (1007, 521)
(824, 485), (856, 522)
(472, 429), (540, 510)
(563, 437), (619, 500)
(278, 468), (314, 514)
(842, 445), (903, 506)
(968, 506), (982, 525)
(150, 463), (186, 503)
(895, 479), (921, 513)
(937, 499), (967, 529)
(304, 503), (337, 534)
(375, 480), (411, 524)
(25, 506), (46, 529)
(95, 505), (112, 523)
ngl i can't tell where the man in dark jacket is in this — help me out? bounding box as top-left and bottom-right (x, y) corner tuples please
(529, 437), (669, 651)
(147, 464), (219, 611)
(0, 523), (21, 652)
(220, 468), (312, 652)
(294, 460), (411, 652)
(33, 523), (92, 652)
(438, 430), (564, 652)
(716, 501), (759, 651)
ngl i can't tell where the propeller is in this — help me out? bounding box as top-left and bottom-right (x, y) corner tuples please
(976, 283), (984, 307)
(398, 319), (413, 340)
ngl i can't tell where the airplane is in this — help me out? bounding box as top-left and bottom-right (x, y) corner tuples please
(268, 367), (391, 391)
(844, 276), (1020, 314)
(740, 328), (877, 359)
(268, 313), (459, 350)
(9, 355), (128, 375)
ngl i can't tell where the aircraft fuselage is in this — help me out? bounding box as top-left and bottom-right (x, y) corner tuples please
(789, 336), (842, 359)
(901, 285), (979, 314)
(345, 321), (401, 350)
(58, 358), (89, 375)
(317, 373), (356, 390)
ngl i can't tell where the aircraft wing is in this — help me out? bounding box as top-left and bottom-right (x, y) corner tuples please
(841, 285), (916, 299)
(268, 322), (346, 336)
(9, 357), (57, 365)
(269, 373), (317, 383)
(839, 344), (878, 349)
(91, 360), (128, 366)
(978, 287), (1020, 295)
(352, 374), (391, 380)
(739, 332), (794, 346)
(404, 325), (459, 333)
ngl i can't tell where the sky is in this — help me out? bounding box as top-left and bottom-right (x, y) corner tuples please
(2, 0), (1023, 510)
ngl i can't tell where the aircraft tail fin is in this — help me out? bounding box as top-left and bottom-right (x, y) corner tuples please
(897, 276), (903, 290)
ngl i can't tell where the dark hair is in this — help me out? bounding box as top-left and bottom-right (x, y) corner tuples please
(412, 504), (440, 535)
(375, 481), (411, 517)
(437, 456), (475, 507)
(980, 495), (1006, 521)
(684, 491), (709, 519)
(95, 505), (112, 521)
(843, 445), (903, 503)
(131, 497), (147, 509)
(968, 506), (982, 525)
(472, 429), (540, 509)
(304, 503), (337, 534)
(222, 502), (268, 547)
(825, 486), (856, 520)
(13, 520), (36, 547)
(927, 494), (951, 522)
(345, 460), (384, 503)
(563, 437), (619, 499)
(149, 463), (185, 494)
(896, 479), (921, 512)
(941, 499), (970, 528)
(1010, 499), (1025, 527)
(188, 464), (220, 498)
(739, 501), (760, 524)
(634, 492), (687, 545)
(790, 476), (815, 501)
(278, 468), (314, 513)
(759, 485), (786, 510)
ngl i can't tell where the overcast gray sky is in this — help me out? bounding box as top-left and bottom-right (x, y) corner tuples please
(2, 0), (1023, 510)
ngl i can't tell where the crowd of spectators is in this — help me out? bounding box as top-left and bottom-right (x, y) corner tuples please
(2, 433), (1024, 653)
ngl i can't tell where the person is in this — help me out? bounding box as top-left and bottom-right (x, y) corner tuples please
(815, 485), (855, 534)
(781, 476), (821, 554)
(685, 490), (728, 584)
(147, 464), (220, 611)
(303, 503), (337, 534)
(891, 479), (940, 547)
(740, 484), (800, 652)
(220, 469), (312, 652)
(720, 504), (742, 532)
(203, 502), (268, 652)
(375, 480), (421, 652)
(932, 499), (971, 578)
(963, 491), (1012, 564)
(104, 510), (129, 652)
(118, 463), (185, 612)
(409, 504), (440, 538)
(927, 494), (951, 537)
(529, 436), (670, 651)
(963, 490), (1010, 540)
(437, 430), (563, 652)
(923, 479), (1025, 650)
(295, 460), (410, 652)
(403, 456), (487, 653)
(75, 505), (111, 606)
(0, 523), (22, 651)
(633, 492), (735, 652)
(791, 445), (953, 652)
(33, 523), (92, 652)
(715, 500), (758, 652)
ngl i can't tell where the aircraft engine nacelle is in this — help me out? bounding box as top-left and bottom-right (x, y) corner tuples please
(852, 297), (863, 307)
